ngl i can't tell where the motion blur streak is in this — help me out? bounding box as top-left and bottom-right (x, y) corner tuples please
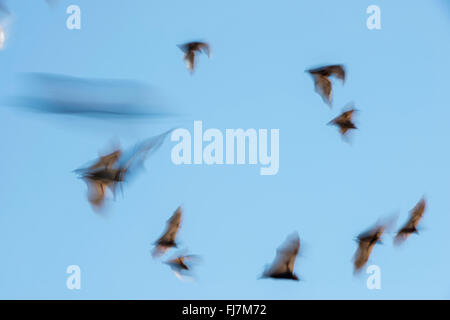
(4, 73), (174, 119)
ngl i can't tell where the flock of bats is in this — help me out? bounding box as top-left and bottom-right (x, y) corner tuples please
(0, 2), (428, 281)
(71, 40), (428, 280)
(182, 43), (357, 137)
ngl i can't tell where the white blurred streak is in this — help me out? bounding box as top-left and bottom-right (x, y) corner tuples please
(0, 26), (4, 50)
(0, 8), (14, 51)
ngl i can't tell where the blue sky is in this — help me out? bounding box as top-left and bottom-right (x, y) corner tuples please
(0, 0), (449, 299)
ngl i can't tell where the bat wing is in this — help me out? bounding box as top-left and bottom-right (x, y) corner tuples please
(329, 109), (357, 135)
(409, 198), (426, 226)
(85, 179), (106, 209)
(340, 109), (355, 121)
(198, 42), (210, 57)
(330, 109), (355, 125)
(354, 224), (386, 272)
(313, 74), (332, 105)
(166, 254), (200, 273)
(395, 198), (426, 244)
(264, 233), (300, 277)
(90, 150), (122, 171)
(353, 240), (374, 272)
(326, 65), (346, 82)
(178, 42), (191, 53)
(153, 207), (182, 257)
(184, 50), (195, 72)
(357, 223), (385, 243)
(75, 149), (122, 176)
(163, 207), (182, 241)
(119, 130), (171, 180)
(339, 126), (351, 136)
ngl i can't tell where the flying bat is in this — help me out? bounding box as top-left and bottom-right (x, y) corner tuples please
(178, 41), (210, 73)
(307, 64), (346, 106)
(394, 197), (426, 245)
(79, 151), (123, 210)
(84, 149), (122, 172)
(153, 207), (183, 258)
(328, 106), (357, 136)
(164, 252), (201, 280)
(260, 232), (301, 281)
(353, 221), (390, 273)
(75, 131), (171, 210)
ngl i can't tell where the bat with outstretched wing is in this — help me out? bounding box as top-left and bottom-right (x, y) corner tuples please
(394, 197), (426, 245)
(328, 105), (357, 136)
(164, 252), (201, 280)
(75, 149), (122, 175)
(153, 207), (183, 258)
(353, 221), (390, 273)
(75, 149), (122, 211)
(178, 41), (210, 73)
(75, 130), (171, 210)
(260, 232), (300, 281)
(307, 64), (345, 106)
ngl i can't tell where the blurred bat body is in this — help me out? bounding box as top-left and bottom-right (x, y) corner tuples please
(75, 131), (171, 210)
(307, 64), (345, 106)
(164, 253), (200, 280)
(178, 41), (210, 73)
(353, 222), (387, 273)
(83, 150), (122, 172)
(153, 207), (182, 258)
(6, 73), (171, 119)
(329, 107), (357, 136)
(82, 163), (122, 209)
(261, 232), (300, 281)
(394, 197), (426, 245)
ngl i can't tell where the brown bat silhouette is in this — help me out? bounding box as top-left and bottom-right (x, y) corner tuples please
(394, 197), (426, 245)
(166, 255), (190, 271)
(86, 150), (122, 172)
(153, 207), (182, 258)
(76, 149), (122, 210)
(307, 64), (346, 106)
(328, 107), (357, 136)
(164, 253), (201, 279)
(83, 168), (122, 209)
(178, 41), (210, 73)
(75, 131), (171, 210)
(353, 223), (386, 273)
(261, 232), (300, 281)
